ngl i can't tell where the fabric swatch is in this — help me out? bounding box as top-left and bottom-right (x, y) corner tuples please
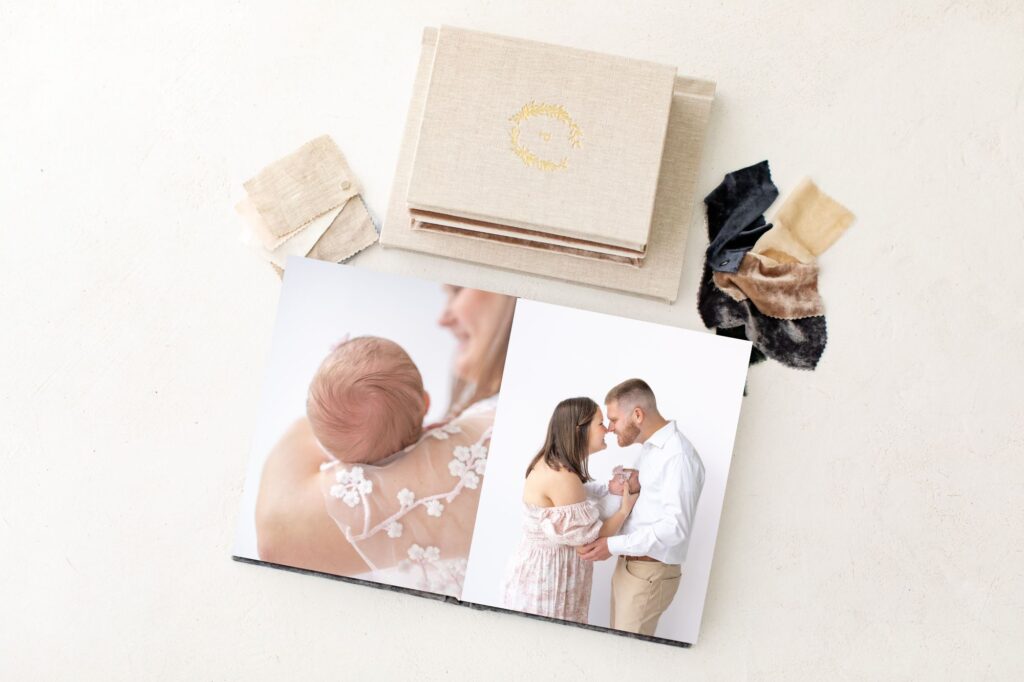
(705, 160), (779, 273)
(698, 257), (828, 370)
(307, 195), (378, 263)
(753, 177), (855, 263)
(712, 252), (824, 320)
(243, 135), (361, 250)
(235, 197), (340, 268)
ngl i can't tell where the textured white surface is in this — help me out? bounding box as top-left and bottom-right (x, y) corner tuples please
(2, 1), (1023, 679)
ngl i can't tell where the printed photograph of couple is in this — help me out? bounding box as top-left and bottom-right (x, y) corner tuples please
(233, 258), (751, 646)
(460, 300), (750, 646)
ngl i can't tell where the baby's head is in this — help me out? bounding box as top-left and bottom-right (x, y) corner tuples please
(307, 336), (429, 464)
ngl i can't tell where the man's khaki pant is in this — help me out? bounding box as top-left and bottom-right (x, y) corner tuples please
(610, 557), (682, 636)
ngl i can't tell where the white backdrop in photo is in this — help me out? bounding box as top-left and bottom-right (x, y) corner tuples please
(232, 258), (456, 560)
(461, 298), (751, 644)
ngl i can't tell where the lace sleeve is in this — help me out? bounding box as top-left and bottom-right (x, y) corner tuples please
(318, 397), (496, 596)
(537, 501), (602, 547)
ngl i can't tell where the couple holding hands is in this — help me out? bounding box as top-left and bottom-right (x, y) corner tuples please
(501, 379), (705, 636)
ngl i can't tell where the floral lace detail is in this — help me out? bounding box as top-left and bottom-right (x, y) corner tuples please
(448, 443), (487, 490)
(329, 466), (373, 508)
(320, 396), (497, 598)
(400, 545), (468, 594)
(426, 421), (463, 440)
(396, 488), (415, 507)
(341, 427), (490, 545)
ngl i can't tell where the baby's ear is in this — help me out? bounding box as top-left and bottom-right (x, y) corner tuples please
(422, 391), (431, 417)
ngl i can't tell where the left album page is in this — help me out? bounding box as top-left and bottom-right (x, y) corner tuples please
(233, 257), (516, 599)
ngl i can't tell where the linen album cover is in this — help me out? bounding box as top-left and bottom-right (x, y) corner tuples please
(380, 27), (716, 302)
(407, 25), (677, 253)
(233, 257), (751, 647)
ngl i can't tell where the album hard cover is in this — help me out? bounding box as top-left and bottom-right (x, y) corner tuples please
(407, 25), (676, 255)
(380, 28), (716, 301)
(233, 258), (750, 646)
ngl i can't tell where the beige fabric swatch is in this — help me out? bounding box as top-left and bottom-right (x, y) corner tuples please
(235, 196), (340, 268)
(753, 177), (855, 263)
(243, 135), (361, 250)
(380, 27), (715, 302)
(712, 252), (825, 320)
(307, 195), (378, 263)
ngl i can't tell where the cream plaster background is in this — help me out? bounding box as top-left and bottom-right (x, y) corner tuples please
(1, 1), (1022, 679)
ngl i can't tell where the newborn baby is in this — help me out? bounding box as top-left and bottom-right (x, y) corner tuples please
(307, 336), (430, 464)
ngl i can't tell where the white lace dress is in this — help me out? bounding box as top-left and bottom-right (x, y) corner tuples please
(500, 499), (602, 623)
(318, 396), (496, 598)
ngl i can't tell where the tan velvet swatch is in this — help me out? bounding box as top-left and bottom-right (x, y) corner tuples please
(753, 177), (855, 263)
(243, 135), (361, 250)
(712, 252), (824, 320)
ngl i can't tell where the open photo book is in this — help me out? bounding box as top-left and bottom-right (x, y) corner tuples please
(233, 257), (750, 647)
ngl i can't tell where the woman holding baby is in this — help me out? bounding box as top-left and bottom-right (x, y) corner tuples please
(500, 398), (638, 623)
(255, 285), (516, 596)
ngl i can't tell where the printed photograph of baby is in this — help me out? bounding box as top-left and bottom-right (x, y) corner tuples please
(233, 258), (515, 598)
(460, 299), (751, 645)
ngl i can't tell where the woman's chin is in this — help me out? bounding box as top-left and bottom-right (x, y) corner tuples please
(453, 350), (477, 380)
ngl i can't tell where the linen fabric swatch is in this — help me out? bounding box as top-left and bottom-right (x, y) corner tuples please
(243, 135), (361, 249)
(236, 196), (339, 269)
(236, 135), (378, 275)
(307, 195), (378, 263)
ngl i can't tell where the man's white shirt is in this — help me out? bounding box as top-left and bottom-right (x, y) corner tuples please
(588, 421), (705, 565)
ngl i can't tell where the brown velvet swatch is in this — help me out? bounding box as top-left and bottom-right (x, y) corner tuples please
(712, 252), (824, 320)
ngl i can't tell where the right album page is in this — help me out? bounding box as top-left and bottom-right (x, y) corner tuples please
(461, 299), (751, 646)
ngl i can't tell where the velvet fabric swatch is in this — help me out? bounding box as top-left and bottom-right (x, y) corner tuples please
(698, 258), (828, 370)
(699, 163), (829, 370)
(753, 177), (855, 263)
(712, 252), (824, 320)
(704, 160), (779, 273)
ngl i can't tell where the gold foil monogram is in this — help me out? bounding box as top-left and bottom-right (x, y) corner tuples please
(508, 102), (583, 172)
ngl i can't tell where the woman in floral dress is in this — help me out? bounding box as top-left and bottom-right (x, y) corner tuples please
(255, 285), (516, 597)
(501, 397), (637, 623)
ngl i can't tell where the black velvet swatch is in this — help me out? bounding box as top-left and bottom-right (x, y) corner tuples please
(705, 160), (779, 273)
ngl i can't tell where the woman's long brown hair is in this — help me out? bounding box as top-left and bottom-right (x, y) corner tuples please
(525, 397), (598, 483)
